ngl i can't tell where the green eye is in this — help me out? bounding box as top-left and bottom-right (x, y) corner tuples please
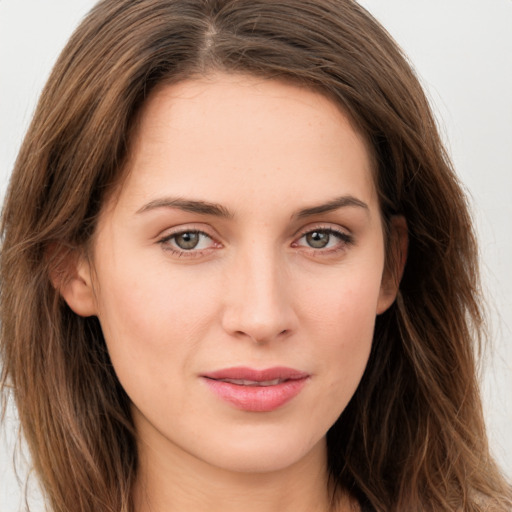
(174, 232), (201, 250)
(159, 230), (215, 254)
(296, 228), (353, 252)
(305, 231), (330, 248)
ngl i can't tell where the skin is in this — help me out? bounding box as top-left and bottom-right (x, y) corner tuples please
(62, 73), (404, 512)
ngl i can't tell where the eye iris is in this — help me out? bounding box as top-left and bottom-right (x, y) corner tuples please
(175, 232), (200, 250)
(306, 231), (330, 248)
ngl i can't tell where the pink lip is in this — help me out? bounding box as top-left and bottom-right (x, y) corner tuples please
(202, 366), (309, 412)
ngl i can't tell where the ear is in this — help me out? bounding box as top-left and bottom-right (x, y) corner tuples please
(376, 215), (408, 315)
(48, 244), (97, 317)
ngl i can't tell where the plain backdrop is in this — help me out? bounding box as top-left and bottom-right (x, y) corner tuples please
(1, 1), (511, 510)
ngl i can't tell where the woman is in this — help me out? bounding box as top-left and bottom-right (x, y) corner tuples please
(1, 1), (511, 511)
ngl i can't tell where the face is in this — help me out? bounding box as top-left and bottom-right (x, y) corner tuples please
(66, 73), (399, 475)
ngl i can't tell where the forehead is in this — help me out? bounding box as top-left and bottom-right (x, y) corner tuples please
(113, 73), (378, 216)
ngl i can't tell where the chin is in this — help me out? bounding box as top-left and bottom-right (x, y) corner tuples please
(194, 431), (327, 474)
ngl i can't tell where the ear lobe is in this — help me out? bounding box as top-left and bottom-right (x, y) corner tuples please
(376, 215), (408, 315)
(48, 245), (97, 317)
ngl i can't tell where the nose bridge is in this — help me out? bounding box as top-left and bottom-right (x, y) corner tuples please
(222, 240), (295, 343)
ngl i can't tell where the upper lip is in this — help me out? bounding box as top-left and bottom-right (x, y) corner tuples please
(202, 366), (309, 382)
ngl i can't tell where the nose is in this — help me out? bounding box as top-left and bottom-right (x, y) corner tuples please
(221, 246), (297, 344)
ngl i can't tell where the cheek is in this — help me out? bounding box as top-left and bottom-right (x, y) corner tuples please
(299, 264), (382, 385)
(285, 271), (380, 440)
(93, 258), (220, 386)
(301, 262), (383, 339)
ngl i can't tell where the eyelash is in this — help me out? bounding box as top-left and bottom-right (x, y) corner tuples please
(158, 229), (219, 258)
(292, 226), (354, 255)
(157, 226), (354, 258)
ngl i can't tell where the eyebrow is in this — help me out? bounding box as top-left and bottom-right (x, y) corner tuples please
(136, 195), (368, 219)
(294, 195), (369, 219)
(136, 197), (233, 218)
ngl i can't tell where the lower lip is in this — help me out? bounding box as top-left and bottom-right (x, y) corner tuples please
(203, 377), (308, 412)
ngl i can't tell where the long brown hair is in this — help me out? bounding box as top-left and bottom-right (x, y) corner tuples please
(1, 1), (510, 511)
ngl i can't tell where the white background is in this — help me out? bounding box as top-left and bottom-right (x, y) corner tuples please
(1, 1), (511, 510)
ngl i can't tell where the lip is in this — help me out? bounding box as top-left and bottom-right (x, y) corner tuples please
(202, 366), (310, 412)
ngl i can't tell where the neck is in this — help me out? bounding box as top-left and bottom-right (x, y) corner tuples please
(132, 434), (350, 512)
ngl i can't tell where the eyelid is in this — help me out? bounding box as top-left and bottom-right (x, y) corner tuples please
(293, 222), (352, 240)
(156, 224), (222, 257)
(292, 224), (354, 252)
(156, 223), (219, 241)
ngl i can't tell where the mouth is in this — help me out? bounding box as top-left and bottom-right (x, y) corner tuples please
(215, 378), (287, 387)
(201, 366), (310, 412)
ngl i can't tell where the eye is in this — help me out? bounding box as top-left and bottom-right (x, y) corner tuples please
(159, 230), (217, 254)
(304, 230), (332, 249)
(294, 227), (353, 251)
(173, 231), (204, 250)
